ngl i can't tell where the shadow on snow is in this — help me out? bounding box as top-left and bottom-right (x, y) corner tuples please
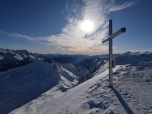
(111, 87), (134, 114)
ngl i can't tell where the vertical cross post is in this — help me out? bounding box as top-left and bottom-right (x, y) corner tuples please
(102, 20), (126, 87)
(109, 20), (113, 87)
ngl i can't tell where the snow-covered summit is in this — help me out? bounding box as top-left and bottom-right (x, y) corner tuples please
(0, 60), (90, 114)
(9, 64), (152, 114)
(1, 49), (152, 114)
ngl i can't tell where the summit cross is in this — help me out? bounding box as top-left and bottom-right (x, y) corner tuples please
(102, 20), (126, 87)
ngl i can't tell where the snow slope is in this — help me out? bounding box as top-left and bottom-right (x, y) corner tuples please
(9, 63), (152, 114)
(1, 50), (152, 114)
(0, 60), (90, 114)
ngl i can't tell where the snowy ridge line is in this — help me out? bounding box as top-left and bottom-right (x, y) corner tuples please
(9, 64), (152, 114)
(0, 60), (92, 114)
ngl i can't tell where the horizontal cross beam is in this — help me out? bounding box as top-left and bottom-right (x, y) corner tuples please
(102, 28), (126, 43)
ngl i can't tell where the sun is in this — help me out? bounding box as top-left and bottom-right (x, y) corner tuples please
(81, 20), (93, 33)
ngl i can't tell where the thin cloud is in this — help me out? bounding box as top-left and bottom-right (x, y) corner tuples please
(0, 0), (136, 55)
(108, 1), (136, 11)
(10, 33), (35, 41)
(0, 31), (35, 41)
(66, 3), (69, 11)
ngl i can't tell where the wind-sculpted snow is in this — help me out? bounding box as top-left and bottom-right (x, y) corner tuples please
(9, 64), (152, 114)
(0, 60), (89, 114)
(138, 61), (152, 67)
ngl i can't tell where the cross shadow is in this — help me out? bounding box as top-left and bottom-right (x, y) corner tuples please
(111, 87), (134, 114)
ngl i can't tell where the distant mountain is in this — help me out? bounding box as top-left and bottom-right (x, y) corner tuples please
(74, 54), (119, 74)
(94, 51), (152, 76)
(0, 48), (89, 72)
(44, 54), (89, 64)
(0, 48), (49, 72)
(74, 54), (119, 69)
(74, 51), (152, 75)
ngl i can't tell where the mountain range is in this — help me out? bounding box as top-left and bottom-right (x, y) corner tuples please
(0, 48), (152, 114)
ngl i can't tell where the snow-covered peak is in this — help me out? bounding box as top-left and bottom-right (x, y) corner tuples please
(121, 51), (132, 55)
(0, 60), (90, 113)
(9, 63), (152, 114)
(0, 48), (48, 72)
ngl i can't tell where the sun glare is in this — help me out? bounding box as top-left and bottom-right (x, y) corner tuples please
(81, 20), (93, 33)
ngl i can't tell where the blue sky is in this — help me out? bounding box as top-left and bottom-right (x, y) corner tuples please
(0, 0), (152, 55)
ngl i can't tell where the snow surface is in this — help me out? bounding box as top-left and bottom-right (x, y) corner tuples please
(9, 64), (152, 114)
(1, 50), (152, 114)
(0, 61), (90, 114)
